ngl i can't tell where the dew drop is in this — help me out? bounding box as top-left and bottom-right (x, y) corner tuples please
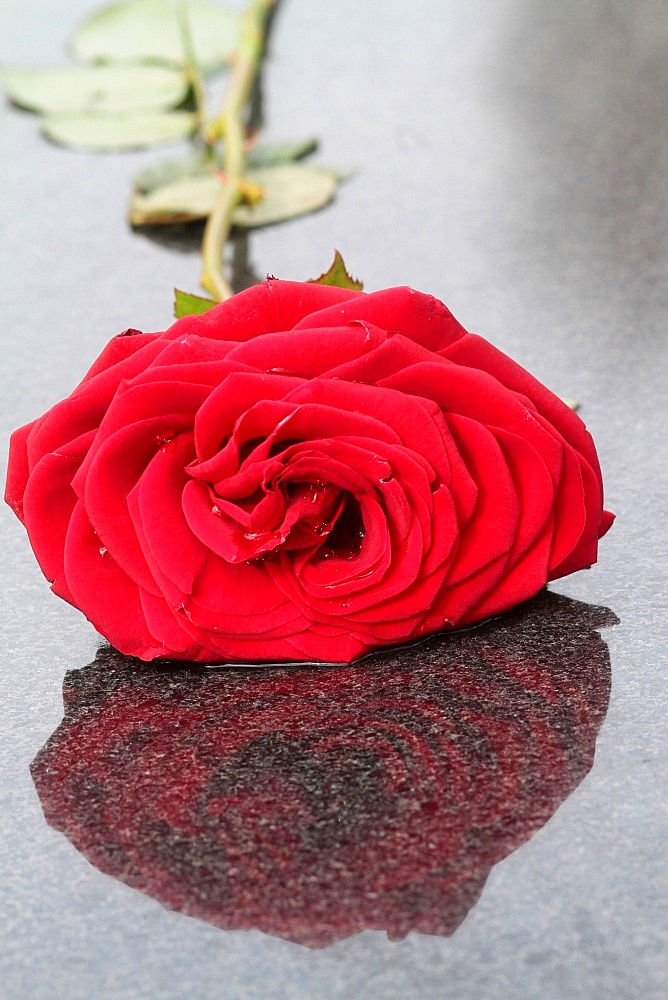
(99, 546), (108, 557)
(157, 433), (174, 451)
(379, 473), (393, 483)
(211, 505), (221, 515)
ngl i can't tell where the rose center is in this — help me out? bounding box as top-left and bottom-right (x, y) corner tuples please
(220, 478), (366, 566)
(310, 494), (366, 562)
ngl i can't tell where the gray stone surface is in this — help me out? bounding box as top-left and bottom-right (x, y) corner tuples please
(1, 1), (666, 998)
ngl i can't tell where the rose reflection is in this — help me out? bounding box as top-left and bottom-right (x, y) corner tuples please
(31, 591), (615, 948)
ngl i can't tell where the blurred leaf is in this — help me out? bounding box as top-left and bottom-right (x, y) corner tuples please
(233, 165), (339, 228)
(3, 65), (188, 115)
(133, 151), (216, 194)
(174, 288), (217, 317)
(129, 173), (220, 223)
(560, 397), (580, 411)
(308, 250), (363, 291)
(247, 137), (318, 168)
(70, 0), (241, 74)
(129, 164), (339, 227)
(42, 110), (196, 150)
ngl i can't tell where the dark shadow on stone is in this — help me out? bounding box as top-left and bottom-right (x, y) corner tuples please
(131, 220), (205, 255)
(31, 589), (617, 948)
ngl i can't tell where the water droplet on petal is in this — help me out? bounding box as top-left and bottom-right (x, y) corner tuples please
(99, 546), (108, 557)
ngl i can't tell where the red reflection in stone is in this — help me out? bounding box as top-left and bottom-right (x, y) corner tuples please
(31, 590), (615, 948)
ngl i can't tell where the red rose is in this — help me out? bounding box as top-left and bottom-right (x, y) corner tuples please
(5, 280), (613, 663)
(31, 592), (615, 946)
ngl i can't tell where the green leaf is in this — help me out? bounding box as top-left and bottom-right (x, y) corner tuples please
(2, 65), (187, 115)
(233, 165), (339, 229)
(129, 172), (220, 223)
(41, 110), (197, 150)
(246, 137), (318, 169)
(128, 164), (340, 227)
(133, 151), (216, 194)
(174, 288), (217, 318)
(308, 250), (364, 291)
(70, 0), (242, 74)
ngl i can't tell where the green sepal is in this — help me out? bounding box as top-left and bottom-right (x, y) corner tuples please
(308, 250), (363, 291)
(174, 288), (217, 318)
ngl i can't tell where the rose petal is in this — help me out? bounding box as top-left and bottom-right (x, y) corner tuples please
(164, 280), (362, 344)
(63, 501), (168, 659)
(444, 414), (520, 584)
(193, 371), (303, 461)
(21, 429), (96, 601)
(83, 417), (194, 594)
(139, 590), (207, 658)
(130, 435), (205, 595)
(5, 418), (40, 521)
(442, 333), (605, 495)
(292, 286), (466, 353)
(227, 325), (387, 377)
(27, 338), (166, 463)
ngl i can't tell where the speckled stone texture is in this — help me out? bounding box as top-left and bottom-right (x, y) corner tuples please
(29, 592), (614, 948)
(1, 1), (666, 999)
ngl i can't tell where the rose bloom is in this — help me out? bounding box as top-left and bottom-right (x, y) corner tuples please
(5, 281), (613, 663)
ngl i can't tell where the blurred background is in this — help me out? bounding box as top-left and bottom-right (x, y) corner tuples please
(1, 2), (666, 998)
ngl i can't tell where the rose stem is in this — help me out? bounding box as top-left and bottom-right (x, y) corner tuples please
(200, 0), (275, 301)
(176, 2), (209, 141)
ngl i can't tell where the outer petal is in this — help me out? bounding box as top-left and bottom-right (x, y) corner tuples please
(292, 286), (467, 352)
(163, 280), (362, 344)
(63, 501), (168, 659)
(5, 419), (40, 521)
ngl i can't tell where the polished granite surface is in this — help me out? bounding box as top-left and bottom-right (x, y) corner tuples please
(1, 1), (666, 998)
